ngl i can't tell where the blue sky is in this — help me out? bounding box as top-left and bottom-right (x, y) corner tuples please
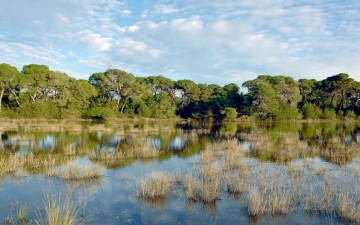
(1, 0), (359, 87)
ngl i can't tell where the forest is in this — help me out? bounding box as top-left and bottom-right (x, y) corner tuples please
(0, 63), (359, 121)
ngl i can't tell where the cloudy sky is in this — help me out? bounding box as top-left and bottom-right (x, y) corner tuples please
(1, 0), (359, 87)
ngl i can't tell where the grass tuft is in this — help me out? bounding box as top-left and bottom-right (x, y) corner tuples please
(17, 202), (31, 223)
(47, 161), (105, 180)
(137, 172), (174, 199)
(33, 192), (83, 225)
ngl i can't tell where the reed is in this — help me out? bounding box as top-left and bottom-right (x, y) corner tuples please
(33, 193), (83, 225)
(337, 191), (360, 222)
(137, 172), (174, 199)
(247, 187), (266, 216)
(17, 202), (31, 223)
(0, 154), (26, 177)
(287, 162), (304, 175)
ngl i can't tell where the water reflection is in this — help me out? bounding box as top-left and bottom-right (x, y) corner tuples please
(2, 121), (360, 167)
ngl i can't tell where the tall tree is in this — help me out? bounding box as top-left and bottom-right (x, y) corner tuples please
(104, 69), (135, 110)
(147, 75), (176, 106)
(0, 63), (20, 112)
(320, 73), (354, 110)
(175, 79), (200, 108)
(21, 64), (51, 104)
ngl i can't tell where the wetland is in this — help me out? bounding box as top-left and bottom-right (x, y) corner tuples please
(1, 119), (360, 224)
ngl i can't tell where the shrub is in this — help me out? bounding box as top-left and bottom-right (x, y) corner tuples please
(83, 107), (114, 120)
(346, 110), (357, 120)
(221, 107), (238, 120)
(322, 108), (337, 120)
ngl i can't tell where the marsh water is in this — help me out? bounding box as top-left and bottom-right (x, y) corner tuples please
(1, 120), (360, 224)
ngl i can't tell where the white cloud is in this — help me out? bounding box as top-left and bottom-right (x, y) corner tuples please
(76, 30), (112, 51)
(171, 18), (203, 32)
(154, 4), (180, 14)
(121, 9), (132, 15)
(1, 0), (360, 86)
(128, 25), (140, 32)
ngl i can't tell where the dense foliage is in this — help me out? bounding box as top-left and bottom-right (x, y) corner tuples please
(1, 63), (359, 121)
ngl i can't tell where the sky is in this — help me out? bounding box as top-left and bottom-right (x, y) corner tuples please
(1, 0), (360, 88)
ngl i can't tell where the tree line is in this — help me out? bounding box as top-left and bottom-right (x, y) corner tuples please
(0, 63), (359, 121)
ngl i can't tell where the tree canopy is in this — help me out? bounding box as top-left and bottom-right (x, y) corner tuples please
(1, 62), (360, 121)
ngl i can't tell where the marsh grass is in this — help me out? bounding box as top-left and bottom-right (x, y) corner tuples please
(137, 172), (174, 199)
(130, 139), (160, 158)
(337, 192), (360, 222)
(184, 172), (220, 203)
(33, 193), (83, 225)
(47, 161), (105, 180)
(17, 202), (31, 223)
(287, 162), (304, 175)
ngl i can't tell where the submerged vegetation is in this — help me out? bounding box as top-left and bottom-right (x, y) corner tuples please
(1, 63), (360, 121)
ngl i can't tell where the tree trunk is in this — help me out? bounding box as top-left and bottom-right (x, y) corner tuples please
(0, 88), (4, 113)
(120, 96), (129, 114)
(9, 88), (21, 107)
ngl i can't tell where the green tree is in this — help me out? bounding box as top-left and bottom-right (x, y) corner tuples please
(147, 75), (176, 107)
(221, 107), (238, 120)
(47, 71), (75, 103)
(298, 78), (317, 104)
(243, 75), (301, 120)
(243, 79), (278, 119)
(21, 64), (51, 104)
(0, 63), (20, 112)
(320, 73), (354, 111)
(104, 69), (135, 110)
(175, 79), (200, 108)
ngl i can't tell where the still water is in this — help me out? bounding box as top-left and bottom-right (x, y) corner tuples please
(0, 120), (360, 224)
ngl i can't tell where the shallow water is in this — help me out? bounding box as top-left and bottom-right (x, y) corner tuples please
(1, 120), (360, 224)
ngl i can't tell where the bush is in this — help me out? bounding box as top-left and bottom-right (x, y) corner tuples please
(302, 103), (322, 119)
(275, 104), (301, 120)
(322, 108), (337, 120)
(221, 107), (238, 120)
(346, 110), (357, 120)
(14, 101), (65, 119)
(238, 115), (252, 122)
(83, 107), (115, 120)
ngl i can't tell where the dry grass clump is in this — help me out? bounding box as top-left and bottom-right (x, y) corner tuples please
(33, 193), (83, 225)
(246, 164), (295, 216)
(137, 172), (174, 199)
(225, 172), (247, 194)
(303, 187), (322, 212)
(204, 138), (240, 152)
(313, 164), (329, 176)
(47, 161), (105, 180)
(129, 139), (160, 158)
(287, 162), (304, 175)
(198, 148), (217, 164)
(24, 154), (59, 173)
(184, 172), (220, 203)
(184, 161), (221, 203)
(247, 187), (293, 216)
(17, 202), (31, 223)
(247, 187), (266, 216)
(337, 192), (360, 222)
(0, 154), (26, 177)
(223, 147), (245, 171)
